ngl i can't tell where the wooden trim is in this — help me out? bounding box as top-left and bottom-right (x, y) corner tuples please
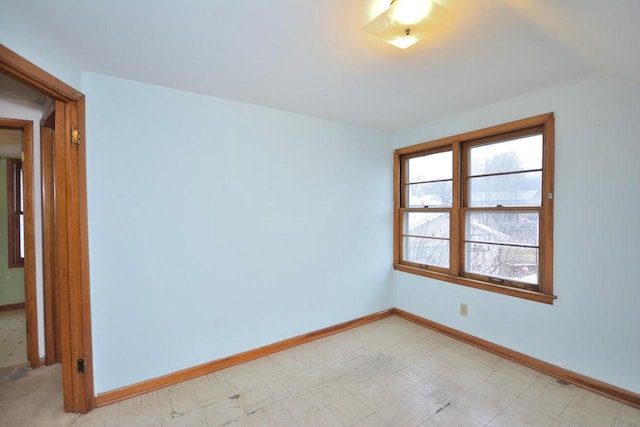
(394, 113), (554, 156)
(21, 121), (39, 369)
(392, 308), (640, 409)
(0, 302), (26, 312)
(76, 96), (96, 411)
(541, 114), (555, 296)
(53, 100), (74, 412)
(95, 309), (396, 407)
(393, 151), (401, 264)
(0, 45), (82, 102)
(393, 113), (555, 304)
(40, 125), (58, 365)
(394, 264), (556, 304)
(1, 45), (94, 413)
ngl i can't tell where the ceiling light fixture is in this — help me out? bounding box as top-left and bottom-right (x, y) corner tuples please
(363, 0), (453, 49)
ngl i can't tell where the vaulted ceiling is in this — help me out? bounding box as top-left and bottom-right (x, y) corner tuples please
(2, 0), (639, 131)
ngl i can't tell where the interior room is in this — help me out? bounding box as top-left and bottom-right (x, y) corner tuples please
(0, 0), (639, 426)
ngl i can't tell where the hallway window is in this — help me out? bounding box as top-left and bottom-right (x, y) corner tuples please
(7, 159), (24, 268)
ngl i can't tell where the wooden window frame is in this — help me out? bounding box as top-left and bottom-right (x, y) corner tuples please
(7, 158), (24, 268)
(394, 113), (555, 304)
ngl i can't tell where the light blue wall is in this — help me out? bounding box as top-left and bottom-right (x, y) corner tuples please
(393, 74), (640, 394)
(82, 72), (393, 393)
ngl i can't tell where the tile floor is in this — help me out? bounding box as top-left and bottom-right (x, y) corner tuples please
(0, 308), (28, 369)
(1, 316), (639, 426)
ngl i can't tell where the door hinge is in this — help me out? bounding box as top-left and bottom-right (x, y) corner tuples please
(71, 129), (81, 145)
(77, 358), (86, 374)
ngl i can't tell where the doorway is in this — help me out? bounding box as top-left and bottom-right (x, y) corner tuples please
(0, 44), (94, 413)
(0, 118), (37, 370)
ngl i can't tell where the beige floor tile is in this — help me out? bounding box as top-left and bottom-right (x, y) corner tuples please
(245, 401), (297, 427)
(518, 377), (579, 418)
(615, 419), (640, 427)
(379, 366), (428, 398)
(466, 379), (518, 411)
(298, 407), (345, 426)
(202, 394), (246, 427)
(497, 360), (543, 384)
(236, 386), (278, 415)
(376, 399), (429, 427)
(264, 374), (307, 401)
(169, 390), (202, 416)
(556, 388), (622, 427)
(220, 364), (265, 393)
(327, 393), (375, 426)
(486, 369), (534, 396)
(487, 398), (556, 426)
(616, 404), (640, 426)
(280, 391), (325, 422)
(429, 402), (486, 426)
(401, 385), (447, 419)
(162, 409), (207, 426)
(418, 376), (465, 403)
(309, 379), (352, 406)
(73, 402), (119, 426)
(352, 411), (390, 427)
(195, 376), (237, 407)
(449, 392), (501, 425)
(354, 382), (398, 409)
(337, 370), (376, 394)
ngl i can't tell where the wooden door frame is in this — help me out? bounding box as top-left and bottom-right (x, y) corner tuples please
(0, 45), (94, 413)
(0, 118), (37, 369)
(40, 110), (61, 365)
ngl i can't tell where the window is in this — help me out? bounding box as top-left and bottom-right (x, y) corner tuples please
(394, 113), (555, 304)
(7, 158), (24, 268)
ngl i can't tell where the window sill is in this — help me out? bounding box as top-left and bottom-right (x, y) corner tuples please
(393, 263), (556, 304)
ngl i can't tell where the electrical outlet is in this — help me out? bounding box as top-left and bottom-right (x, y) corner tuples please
(460, 303), (468, 317)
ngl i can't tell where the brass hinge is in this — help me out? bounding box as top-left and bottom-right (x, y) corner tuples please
(77, 358), (86, 374)
(71, 129), (81, 145)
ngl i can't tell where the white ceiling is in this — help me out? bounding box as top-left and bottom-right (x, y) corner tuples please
(2, 0), (639, 131)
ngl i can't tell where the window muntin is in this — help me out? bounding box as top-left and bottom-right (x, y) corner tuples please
(400, 148), (453, 271)
(394, 114), (554, 303)
(405, 150), (452, 208)
(403, 211), (451, 268)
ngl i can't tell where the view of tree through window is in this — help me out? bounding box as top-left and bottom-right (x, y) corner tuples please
(465, 135), (542, 285)
(394, 114), (555, 303)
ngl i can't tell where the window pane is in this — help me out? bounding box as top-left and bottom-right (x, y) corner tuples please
(407, 151), (452, 183)
(404, 212), (450, 238)
(466, 211), (538, 246)
(469, 134), (542, 176)
(406, 181), (452, 207)
(465, 242), (538, 285)
(404, 236), (449, 268)
(19, 214), (24, 258)
(468, 171), (541, 207)
(19, 167), (23, 211)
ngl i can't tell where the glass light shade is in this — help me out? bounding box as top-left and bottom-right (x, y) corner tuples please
(392, 0), (432, 25)
(363, 0), (453, 49)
